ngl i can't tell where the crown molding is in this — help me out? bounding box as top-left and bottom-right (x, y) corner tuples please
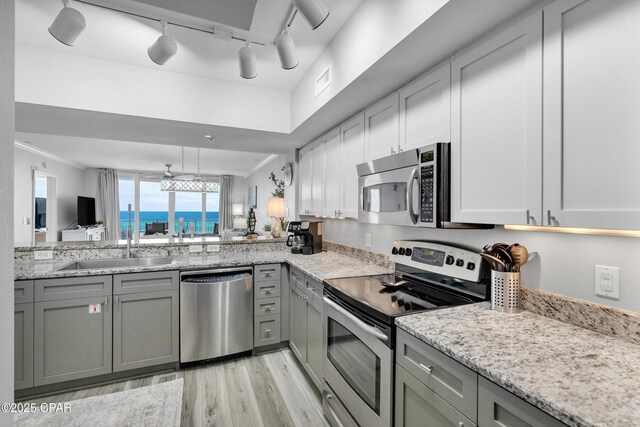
(14, 140), (86, 170)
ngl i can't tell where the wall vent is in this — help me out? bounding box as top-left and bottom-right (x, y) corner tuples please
(315, 66), (332, 97)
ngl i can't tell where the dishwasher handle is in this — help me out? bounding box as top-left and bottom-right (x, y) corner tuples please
(180, 267), (253, 279)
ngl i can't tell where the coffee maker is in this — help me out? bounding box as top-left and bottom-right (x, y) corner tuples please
(286, 221), (322, 255)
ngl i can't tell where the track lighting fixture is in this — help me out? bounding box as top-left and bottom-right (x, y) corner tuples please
(148, 20), (178, 65)
(238, 41), (257, 79)
(293, 0), (330, 30)
(49, 0), (86, 46)
(276, 28), (298, 70)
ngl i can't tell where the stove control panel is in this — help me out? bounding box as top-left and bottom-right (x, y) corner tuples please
(390, 241), (482, 282)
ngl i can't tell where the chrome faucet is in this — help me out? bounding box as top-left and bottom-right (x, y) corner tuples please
(126, 203), (133, 258)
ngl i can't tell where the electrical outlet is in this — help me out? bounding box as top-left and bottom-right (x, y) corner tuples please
(189, 245), (203, 253)
(207, 244), (220, 253)
(34, 250), (53, 260)
(365, 233), (372, 248)
(595, 265), (620, 299)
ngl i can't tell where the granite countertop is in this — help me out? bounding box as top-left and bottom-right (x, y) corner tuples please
(396, 303), (640, 427)
(14, 250), (392, 283)
(14, 236), (287, 251)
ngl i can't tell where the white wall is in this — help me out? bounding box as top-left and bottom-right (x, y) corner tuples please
(16, 45), (291, 134)
(14, 147), (88, 243)
(324, 220), (640, 313)
(0, 0), (15, 418)
(236, 154), (297, 234)
(291, 0), (449, 129)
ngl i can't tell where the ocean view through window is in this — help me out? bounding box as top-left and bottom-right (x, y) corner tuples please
(118, 174), (220, 238)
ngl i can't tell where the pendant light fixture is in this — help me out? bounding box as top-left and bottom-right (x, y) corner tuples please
(293, 0), (330, 30)
(49, 0), (86, 46)
(148, 20), (178, 65)
(275, 28), (298, 70)
(160, 147), (219, 193)
(238, 41), (257, 79)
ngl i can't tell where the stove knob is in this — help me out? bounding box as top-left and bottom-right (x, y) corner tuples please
(398, 247), (406, 255)
(391, 247), (398, 255)
(455, 258), (464, 267)
(466, 262), (476, 270)
(445, 255), (455, 265)
(405, 248), (412, 256)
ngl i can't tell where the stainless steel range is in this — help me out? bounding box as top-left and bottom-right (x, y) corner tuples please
(322, 241), (489, 427)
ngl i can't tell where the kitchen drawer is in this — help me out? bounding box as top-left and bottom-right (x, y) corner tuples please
(303, 275), (323, 303)
(254, 297), (281, 316)
(35, 276), (113, 302)
(478, 377), (566, 427)
(254, 280), (281, 299)
(15, 280), (34, 304)
(396, 365), (476, 427)
(254, 264), (281, 282)
(113, 270), (179, 295)
(396, 328), (478, 422)
(290, 267), (304, 288)
(254, 314), (281, 347)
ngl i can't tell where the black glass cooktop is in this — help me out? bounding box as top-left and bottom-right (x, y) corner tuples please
(324, 273), (481, 324)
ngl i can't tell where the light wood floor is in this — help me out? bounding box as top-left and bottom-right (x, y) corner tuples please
(24, 349), (329, 427)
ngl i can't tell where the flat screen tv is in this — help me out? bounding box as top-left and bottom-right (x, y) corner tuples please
(78, 196), (96, 226)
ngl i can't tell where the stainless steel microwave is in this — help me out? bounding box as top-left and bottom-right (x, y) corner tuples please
(357, 143), (491, 229)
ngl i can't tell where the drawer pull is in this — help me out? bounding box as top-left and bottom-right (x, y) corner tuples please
(459, 423), (464, 427)
(264, 329), (271, 336)
(419, 363), (433, 374)
(265, 289), (272, 295)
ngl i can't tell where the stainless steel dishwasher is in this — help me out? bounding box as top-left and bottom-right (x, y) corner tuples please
(180, 268), (253, 364)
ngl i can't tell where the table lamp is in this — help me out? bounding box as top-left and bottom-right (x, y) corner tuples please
(267, 197), (286, 238)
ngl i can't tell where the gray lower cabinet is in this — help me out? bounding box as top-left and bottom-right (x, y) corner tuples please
(395, 365), (476, 427)
(34, 296), (113, 386)
(254, 264), (283, 348)
(288, 269), (324, 391)
(289, 280), (307, 361)
(113, 290), (179, 372)
(478, 377), (566, 427)
(14, 303), (34, 390)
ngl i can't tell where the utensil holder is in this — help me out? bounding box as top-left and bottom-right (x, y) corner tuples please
(491, 271), (521, 314)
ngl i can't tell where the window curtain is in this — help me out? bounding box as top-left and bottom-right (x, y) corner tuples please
(97, 168), (120, 240)
(219, 175), (234, 230)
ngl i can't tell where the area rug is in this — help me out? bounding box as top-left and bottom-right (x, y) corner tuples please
(15, 378), (183, 427)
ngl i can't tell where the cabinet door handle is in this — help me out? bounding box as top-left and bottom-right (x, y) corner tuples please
(547, 210), (558, 226)
(526, 210), (536, 225)
(104, 297), (108, 308)
(419, 363), (433, 374)
(390, 146), (396, 155)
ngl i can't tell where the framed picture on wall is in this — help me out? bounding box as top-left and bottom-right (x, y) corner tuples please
(248, 186), (257, 209)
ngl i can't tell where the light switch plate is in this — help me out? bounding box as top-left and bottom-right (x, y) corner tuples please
(365, 233), (372, 248)
(189, 245), (203, 253)
(34, 250), (53, 260)
(595, 265), (620, 299)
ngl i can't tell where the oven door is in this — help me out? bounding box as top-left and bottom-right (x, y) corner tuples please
(323, 296), (393, 427)
(359, 164), (420, 227)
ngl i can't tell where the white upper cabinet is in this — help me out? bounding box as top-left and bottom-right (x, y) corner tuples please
(364, 93), (399, 161)
(298, 144), (313, 216)
(543, 0), (640, 230)
(399, 63), (451, 151)
(340, 114), (365, 218)
(450, 11), (543, 226)
(322, 127), (342, 217)
(310, 139), (325, 216)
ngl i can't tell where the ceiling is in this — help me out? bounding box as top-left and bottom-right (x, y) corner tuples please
(16, 133), (274, 177)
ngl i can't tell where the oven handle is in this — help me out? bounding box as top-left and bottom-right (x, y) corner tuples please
(407, 167), (419, 225)
(324, 297), (388, 341)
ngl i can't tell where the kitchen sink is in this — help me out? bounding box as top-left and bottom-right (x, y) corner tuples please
(56, 256), (175, 271)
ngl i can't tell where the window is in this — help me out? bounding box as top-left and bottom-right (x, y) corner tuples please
(205, 192), (220, 234)
(118, 173), (220, 238)
(139, 180), (169, 236)
(118, 175), (135, 239)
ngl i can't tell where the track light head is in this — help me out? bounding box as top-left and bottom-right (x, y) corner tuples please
(49, 0), (86, 46)
(148, 20), (178, 65)
(276, 29), (298, 70)
(293, 0), (330, 30)
(238, 41), (257, 79)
